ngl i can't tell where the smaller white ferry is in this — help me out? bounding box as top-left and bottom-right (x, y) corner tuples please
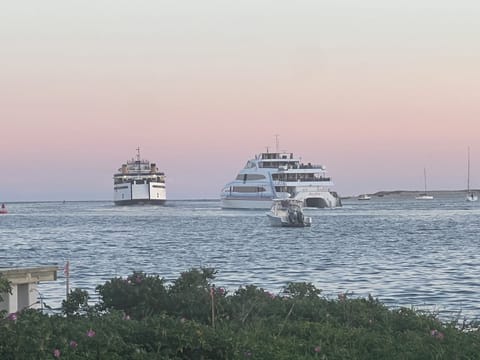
(113, 148), (166, 205)
(266, 199), (312, 227)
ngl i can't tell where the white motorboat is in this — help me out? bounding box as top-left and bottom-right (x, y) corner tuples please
(221, 143), (341, 209)
(266, 199), (312, 227)
(415, 194), (434, 200)
(113, 148), (166, 205)
(358, 194), (371, 200)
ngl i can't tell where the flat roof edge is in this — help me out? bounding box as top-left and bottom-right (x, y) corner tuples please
(0, 266), (58, 283)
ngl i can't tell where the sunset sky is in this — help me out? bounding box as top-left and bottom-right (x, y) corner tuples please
(1, 1), (480, 201)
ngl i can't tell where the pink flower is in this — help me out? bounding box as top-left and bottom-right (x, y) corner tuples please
(7, 313), (17, 321)
(53, 349), (61, 358)
(216, 287), (225, 295)
(266, 291), (276, 299)
(430, 329), (445, 340)
(123, 313), (131, 320)
(314, 345), (321, 353)
(86, 329), (96, 337)
(69, 340), (78, 349)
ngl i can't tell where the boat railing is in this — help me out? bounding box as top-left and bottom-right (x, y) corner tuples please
(273, 177), (331, 183)
(300, 163), (323, 169)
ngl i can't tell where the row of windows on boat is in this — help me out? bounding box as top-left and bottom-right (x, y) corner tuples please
(257, 153), (322, 165)
(264, 163), (322, 169)
(236, 174), (331, 182)
(115, 184), (165, 190)
(259, 153), (294, 160)
(224, 186), (299, 194)
(119, 163), (161, 173)
(114, 178), (165, 185)
(246, 160), (323, 169)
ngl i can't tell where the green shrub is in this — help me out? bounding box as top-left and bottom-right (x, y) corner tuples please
(96, 271), (168, 319)
(62, 288), (91, 317)
(1, 268), (480, 359)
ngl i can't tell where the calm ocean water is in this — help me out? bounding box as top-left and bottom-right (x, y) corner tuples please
(1, 195), (479, 321)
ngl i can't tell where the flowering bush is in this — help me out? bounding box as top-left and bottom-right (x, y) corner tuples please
(1, 269), (479, 359)
(96, 271), (168, 319)
(62, 288), (90, 317)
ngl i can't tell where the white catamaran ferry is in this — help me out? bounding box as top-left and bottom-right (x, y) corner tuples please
(113, 148), (166, 205)
(221, 149), (341, 209)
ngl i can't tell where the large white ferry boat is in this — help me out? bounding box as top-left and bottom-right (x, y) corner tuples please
(221, 149), (341, 209)
(113, 148), (166, 205)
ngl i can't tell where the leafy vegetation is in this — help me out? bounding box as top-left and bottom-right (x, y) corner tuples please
(0, 275), (12, 319)
(1, 268), (479, 359)
(0, 275), (12, 302)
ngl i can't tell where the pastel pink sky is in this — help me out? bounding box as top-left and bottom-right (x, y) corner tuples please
(1, 1), (480, 201)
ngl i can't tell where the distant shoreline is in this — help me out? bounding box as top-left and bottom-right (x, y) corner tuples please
(343, 189), (479, 199)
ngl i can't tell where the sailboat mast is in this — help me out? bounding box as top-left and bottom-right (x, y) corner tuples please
(424, 167), (427, 194)
(467, 146), (471, 192)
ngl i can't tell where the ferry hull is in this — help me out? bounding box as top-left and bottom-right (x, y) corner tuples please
(221, 198), (273, 209)
(221, 191), (341, 209)
(297, 191), (342, 208)
(114, 199), (166, 206)
(114, 182), (166, 205)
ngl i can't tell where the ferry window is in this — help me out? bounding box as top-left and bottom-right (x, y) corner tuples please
(236, 174), (266, 181)
(232, 186), (266, 193)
